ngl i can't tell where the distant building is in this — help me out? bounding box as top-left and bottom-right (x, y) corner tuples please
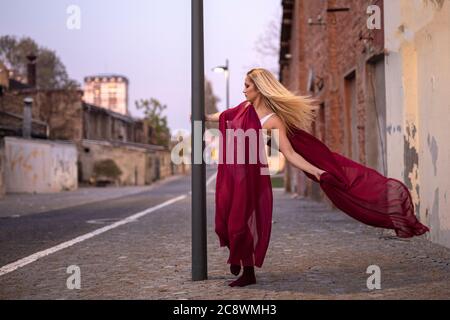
(83, 74), (129, 116)
(0, 58), (184, 195)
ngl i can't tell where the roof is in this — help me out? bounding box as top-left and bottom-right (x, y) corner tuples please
(84, 74), (129, 83)
(8, 78), (32, 90)
(82, 102), (136, 123)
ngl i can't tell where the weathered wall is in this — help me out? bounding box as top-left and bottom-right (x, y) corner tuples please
(79, 140), (147, 186)
(79, 140), (173, 186)
(0, 138), (5, 198)
(3, 137), (78, 193)
(384, 0), (450, 247)
(155, 150), (173, 180)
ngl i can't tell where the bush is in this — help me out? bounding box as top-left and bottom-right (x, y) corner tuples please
(93, 159), (122, 183)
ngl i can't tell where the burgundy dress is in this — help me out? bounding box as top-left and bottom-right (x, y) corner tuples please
(215, 101), (273, 268)
(215, 101), (429, 268)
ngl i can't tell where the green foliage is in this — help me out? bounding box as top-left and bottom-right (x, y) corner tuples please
(93, 159), (122, 180)
(0, 35), (79, 90)
(135, 98), (171, 148)
(271, 176), (284, 188)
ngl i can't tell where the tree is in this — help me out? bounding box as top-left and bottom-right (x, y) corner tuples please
(135, 98), (171, 148)
(205, 78), (220, 130)
(244, 13), (281, 76)
(0, 35), (79, 90)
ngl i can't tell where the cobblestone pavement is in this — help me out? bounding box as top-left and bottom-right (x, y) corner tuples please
(0, 168), (449, 299)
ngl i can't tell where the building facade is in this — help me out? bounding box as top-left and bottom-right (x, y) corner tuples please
(83, 74), (129, 116)
(384, 0), (450, 247)
(280, 0), (385, 203)
(279, 0), (449, 247)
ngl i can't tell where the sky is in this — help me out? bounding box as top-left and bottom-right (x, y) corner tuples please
(0, 0), (281, 136)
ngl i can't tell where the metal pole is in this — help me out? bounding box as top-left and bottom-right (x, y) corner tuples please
(23, 97), (33, 139)
(226, 59), (230, 110)
(191, 0), (207, 281)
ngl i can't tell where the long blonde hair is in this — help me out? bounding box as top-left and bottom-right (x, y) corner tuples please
(247, 68), (318, 136)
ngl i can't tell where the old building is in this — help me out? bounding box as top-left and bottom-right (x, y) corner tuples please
(0, 57), (179, 195)
(280, 0), (385, 202)
(383, 0), (450, 247)
(279, 0), (450, 248)
(83, 74), (129, 116)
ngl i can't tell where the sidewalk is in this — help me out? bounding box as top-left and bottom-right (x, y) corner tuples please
(0, 174), (185, 218)
(186, 189), (450, 299)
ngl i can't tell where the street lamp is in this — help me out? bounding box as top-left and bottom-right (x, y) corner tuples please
(212, 59), (230, 109)
(191, 0), (207, 281)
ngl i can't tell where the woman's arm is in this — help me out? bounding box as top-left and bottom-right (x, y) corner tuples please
(205, 111), (222, 122)
(269, 116), (325, 181)
(190, 111), (222, 122)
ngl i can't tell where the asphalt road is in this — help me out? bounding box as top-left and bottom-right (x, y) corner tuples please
(0, 166), (215, 268)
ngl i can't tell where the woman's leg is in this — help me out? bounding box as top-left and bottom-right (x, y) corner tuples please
(230, 264), (241, 276)
(229, 266), (256, 287)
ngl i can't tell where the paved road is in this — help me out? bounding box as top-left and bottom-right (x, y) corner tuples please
(0, 165), (449, 299)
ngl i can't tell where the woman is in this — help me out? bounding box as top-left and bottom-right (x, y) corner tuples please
(206, 68), (430, 287)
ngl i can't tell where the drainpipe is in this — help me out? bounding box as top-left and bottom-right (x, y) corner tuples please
(23, 97), (33, 139)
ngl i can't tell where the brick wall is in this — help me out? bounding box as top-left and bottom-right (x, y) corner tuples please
(282, 0), (385, 199)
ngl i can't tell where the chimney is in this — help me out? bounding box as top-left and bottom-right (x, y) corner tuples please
(23, 97), (33, 139)
(26, 54), (37, 88)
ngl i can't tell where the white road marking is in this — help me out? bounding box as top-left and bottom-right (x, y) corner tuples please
(0, 194), (187, 277)
(206, 172), (217, 187)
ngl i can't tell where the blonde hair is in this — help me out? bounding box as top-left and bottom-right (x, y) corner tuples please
(247, 68), (318, 136)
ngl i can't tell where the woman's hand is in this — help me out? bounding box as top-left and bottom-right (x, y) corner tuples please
(190, 113), (214, 122)
(270, 115), (327, 182)
(190, 113), (206, 121)
(204, 111), (221, 122)
(313, 168), (326, 182)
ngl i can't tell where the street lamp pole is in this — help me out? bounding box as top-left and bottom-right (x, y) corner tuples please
(191, 0), (207, 281)
(225, 59), (230, 110)
(212, 59), (230, 109)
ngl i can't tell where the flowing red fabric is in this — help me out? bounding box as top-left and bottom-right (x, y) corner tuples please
(215, 101), (430, 268)
(215, 101), (273, 268)
(288, 124), (430, 238)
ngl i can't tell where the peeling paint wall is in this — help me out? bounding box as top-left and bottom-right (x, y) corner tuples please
(4, 137), (78, 193)
(384, 0), (450, 247)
